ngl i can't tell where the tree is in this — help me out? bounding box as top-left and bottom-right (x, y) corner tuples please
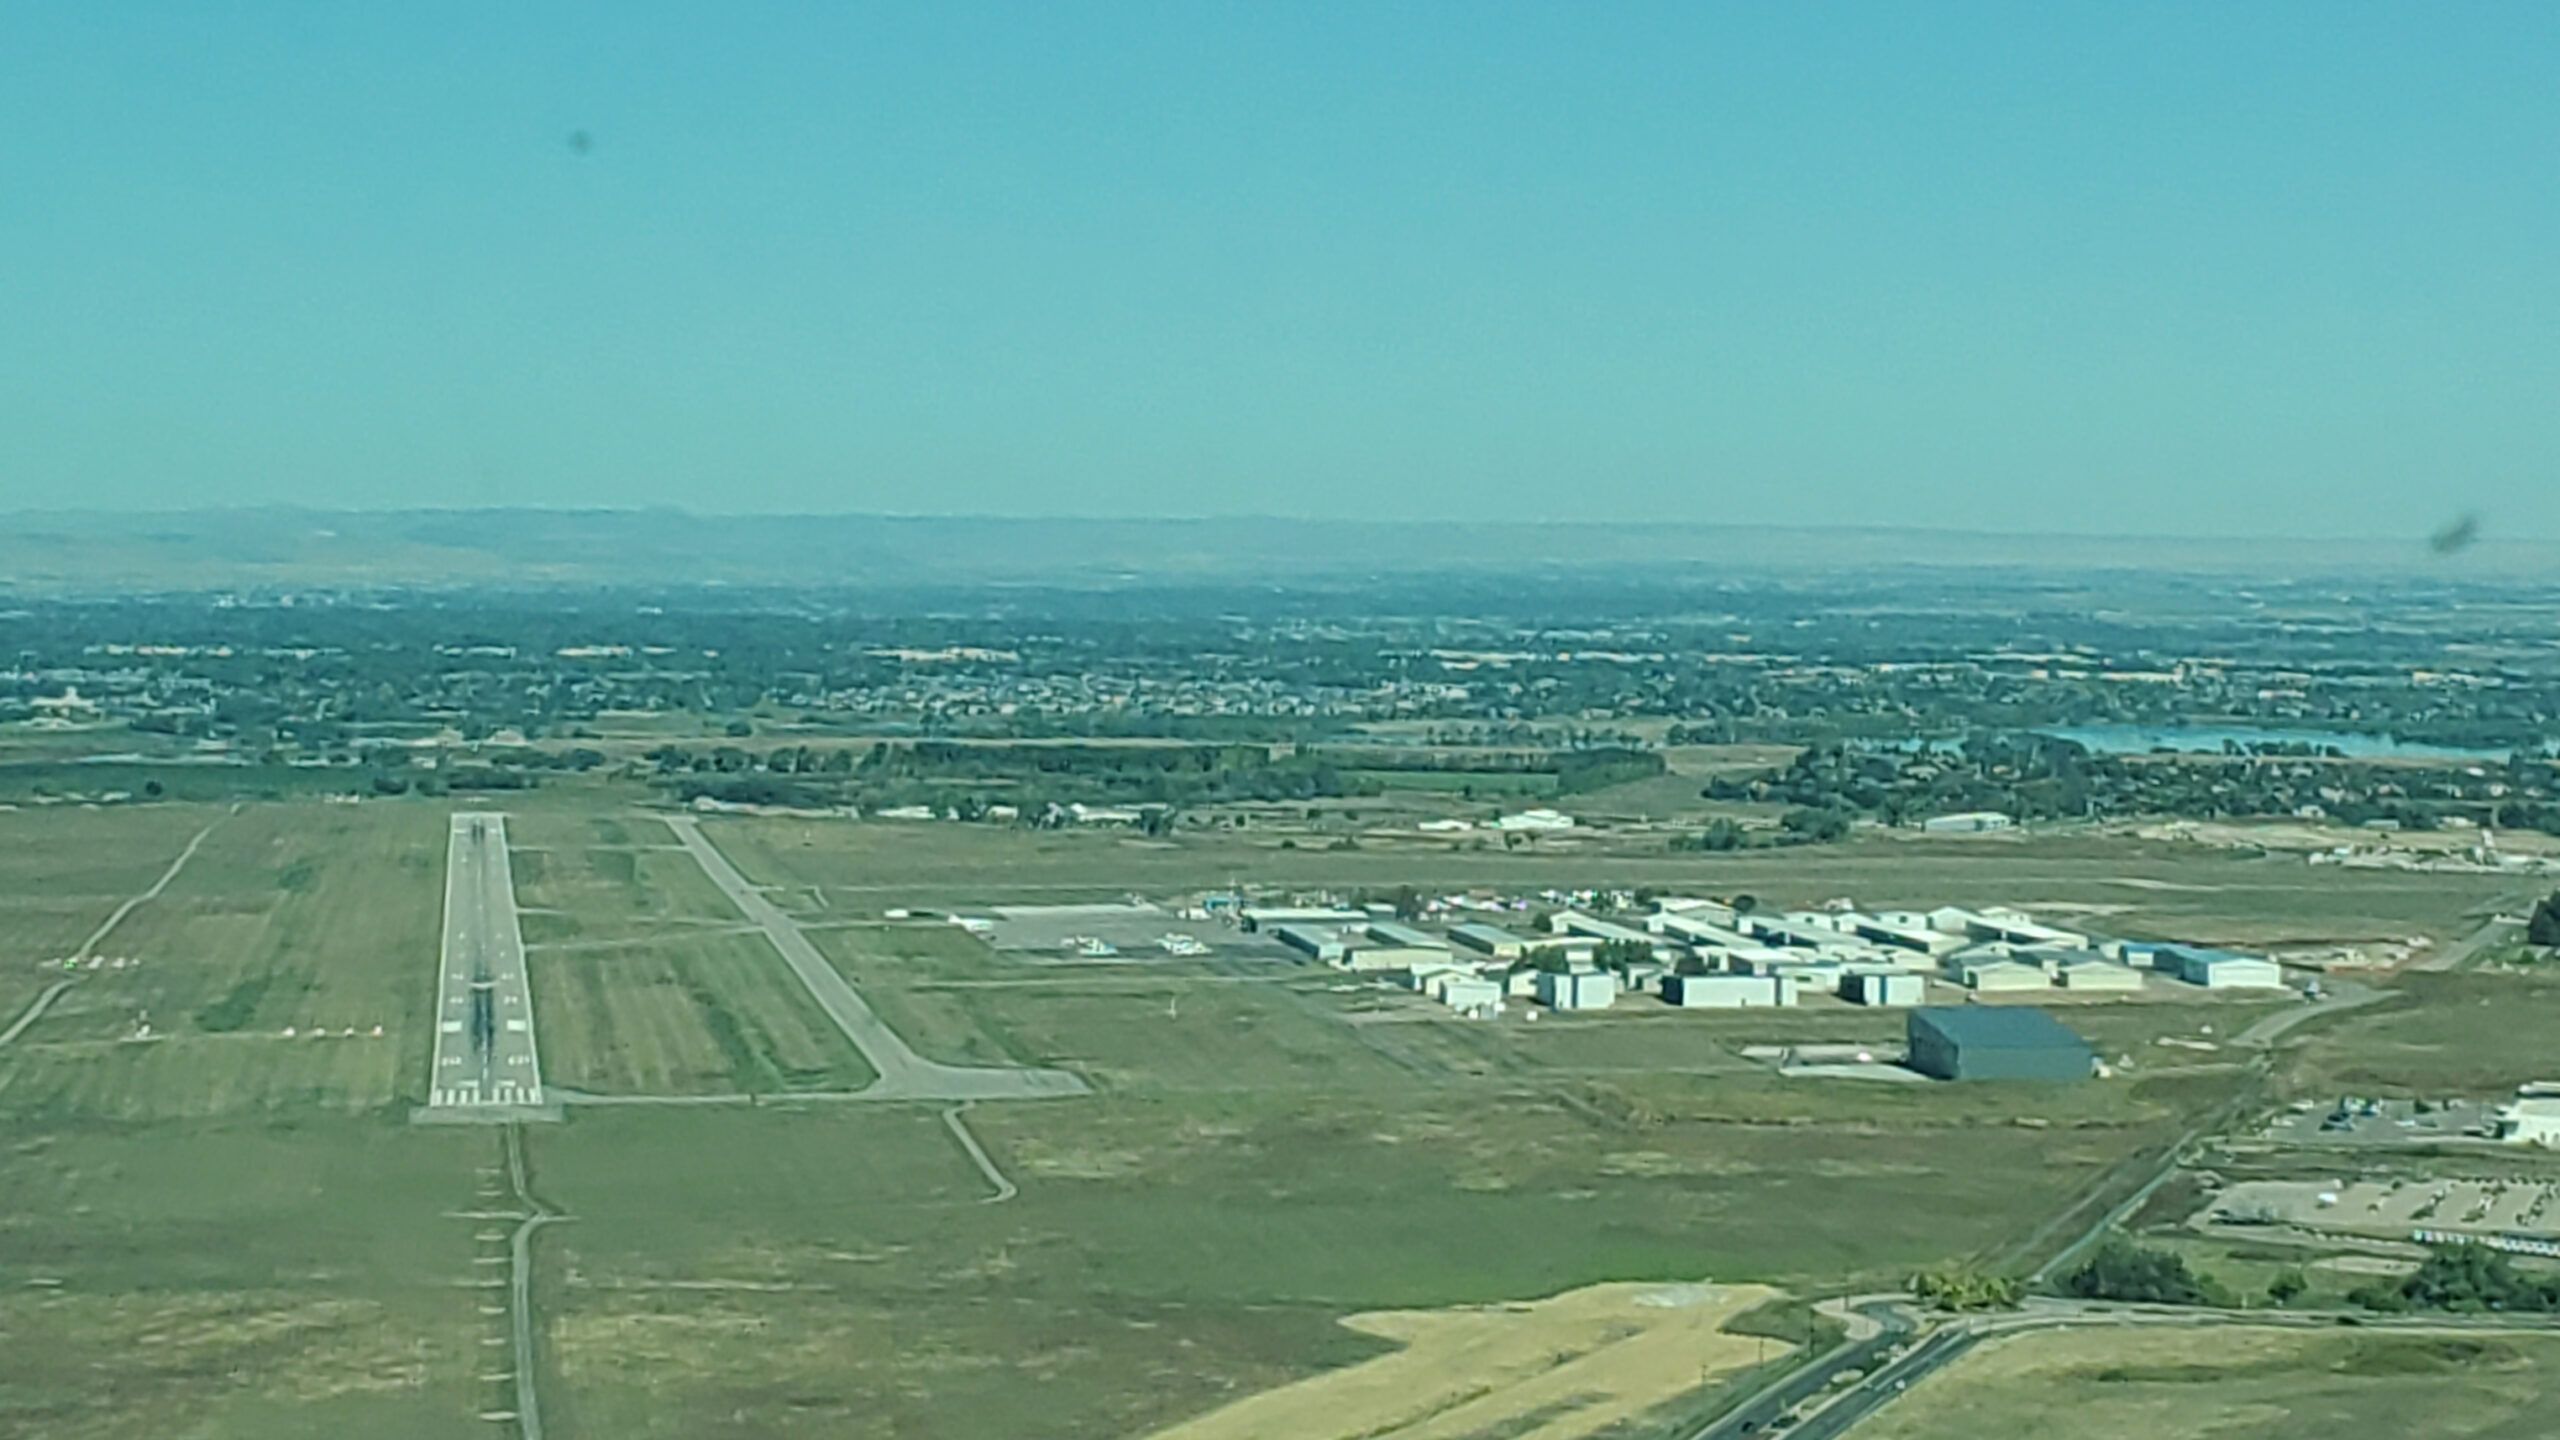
(1731, 894), (1759, 916)
(1908, 1270), (2023, 1312)
(1780, 806), (1852, 843)
(2061, 1241), (2216, 1306)
(2369, 1241), (2560, 1314)
(724, 718), (755, 738)
(2529, 891), (2560, 948)
(1595, 938), (1653, 971)
(2266, 1267), (2309, 1307)
(1675, 818), (1747, 852)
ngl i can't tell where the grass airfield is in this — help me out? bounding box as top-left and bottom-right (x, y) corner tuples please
(0, 792), (2526, 1438)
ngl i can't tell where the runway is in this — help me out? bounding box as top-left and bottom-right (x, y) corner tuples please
(430, 812), (545, 1109)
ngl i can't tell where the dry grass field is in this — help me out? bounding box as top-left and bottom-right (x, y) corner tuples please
(1856, 1326), (2560, 1440)
(1140, 1281), (1784, 1440)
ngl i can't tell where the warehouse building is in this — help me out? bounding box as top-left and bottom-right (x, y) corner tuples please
(1551, 910), (1655, 947)
(2056, 960), (2145, 992)
(1403, 962), (1471, 992)
(1344, 944), (1449, 972)
(1652, 912), (1757, 950)
(1844, 971), (1925, 1006)
(1654, 896), (1739, 927)
(1957, 909), (2092, 951)
(1272, 924), (1349, 964)
(1449, 922), (1530, 960)
(2160, 946), (2286, 989)
(1958, 958), (2050, 993)
(1666, 974), (1798, 1008)
(1907, 1007), (2094, 1081)
(1537, 971), (1620, 1010)
(1743, 915), (1862, 952)
(1240, 906), (1366, 933)
(1849, 915), (1970, 957)
(2496, 1092), (2560, 1146)
(1439, 975), (1504, 1014)
(1619, 959), (1669, 994)
(1365, 920), (1448, 952)
(1922, 811), (2015, 833)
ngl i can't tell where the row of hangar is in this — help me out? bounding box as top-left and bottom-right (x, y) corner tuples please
(1251, 897), (2285, 1012)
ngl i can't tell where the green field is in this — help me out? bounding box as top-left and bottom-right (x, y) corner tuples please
(531, 932), (874, 1095)
(0, 802), (223, 1021)
(2285, 971), (2560, 1098)
(1353, 767), (1560, 795)
(504, 815), (738, 947)
(0, 1117), (496, 1440)
(1857, 1326), (2560, 1440)
(0, 803), (440, 1120)
(524, 1071), (2195, 1440)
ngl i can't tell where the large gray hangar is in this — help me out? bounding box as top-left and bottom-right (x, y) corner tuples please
(1906, 1006), (2093, 1081)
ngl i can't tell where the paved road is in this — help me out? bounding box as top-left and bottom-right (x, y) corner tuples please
(663, 817), (1088, 1101)
(1684, 1300), (1913, 1440)
(431, 813), (545, 1108)
(2235, 976), (2387, 1048)
(502, 1124), (568, 1440)
(2413, 911), (2524, 973)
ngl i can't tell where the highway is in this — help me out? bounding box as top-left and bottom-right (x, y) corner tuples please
(662, 816), (1088, 1101)
(1684, 1300), (1913, 1440)
(431, 813), (545, 1109)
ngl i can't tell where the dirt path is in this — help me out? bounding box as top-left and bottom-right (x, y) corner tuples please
(1140, 1281), (1784, 1440)
(504, 1125), (570, 1440)
(0, 979), (75, 1048)
(78, 811), (229, 956)
(3, 813), (228, 1050)
(941, 1102), (1018, 1203)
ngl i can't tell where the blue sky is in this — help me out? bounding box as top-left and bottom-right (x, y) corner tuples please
(2, 3), (2552, 535)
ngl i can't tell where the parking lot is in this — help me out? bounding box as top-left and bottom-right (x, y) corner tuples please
(2257, 1096), (2497, 1146)
(2208, 1177), (2560, 1237)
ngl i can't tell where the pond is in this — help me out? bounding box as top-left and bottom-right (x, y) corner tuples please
(2031, 723), (2537, 761)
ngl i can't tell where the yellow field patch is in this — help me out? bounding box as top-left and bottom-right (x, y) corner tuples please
(1139, 1280), (1783, 1440)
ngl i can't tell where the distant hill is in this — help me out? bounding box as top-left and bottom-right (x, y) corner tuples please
(0, 508), (2539, 595)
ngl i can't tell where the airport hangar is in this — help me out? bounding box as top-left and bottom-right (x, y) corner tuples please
(1905, 1006), (2095, 1081)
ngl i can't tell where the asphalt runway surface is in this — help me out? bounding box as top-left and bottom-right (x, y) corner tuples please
(431, 812), (545, 1108)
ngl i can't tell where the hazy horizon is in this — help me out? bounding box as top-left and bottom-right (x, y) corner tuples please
(7, 501), (2557, 547)
(4, 5), (2554, 540)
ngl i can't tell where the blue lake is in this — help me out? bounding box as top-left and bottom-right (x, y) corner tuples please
(2031, 724), (2535, 761)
